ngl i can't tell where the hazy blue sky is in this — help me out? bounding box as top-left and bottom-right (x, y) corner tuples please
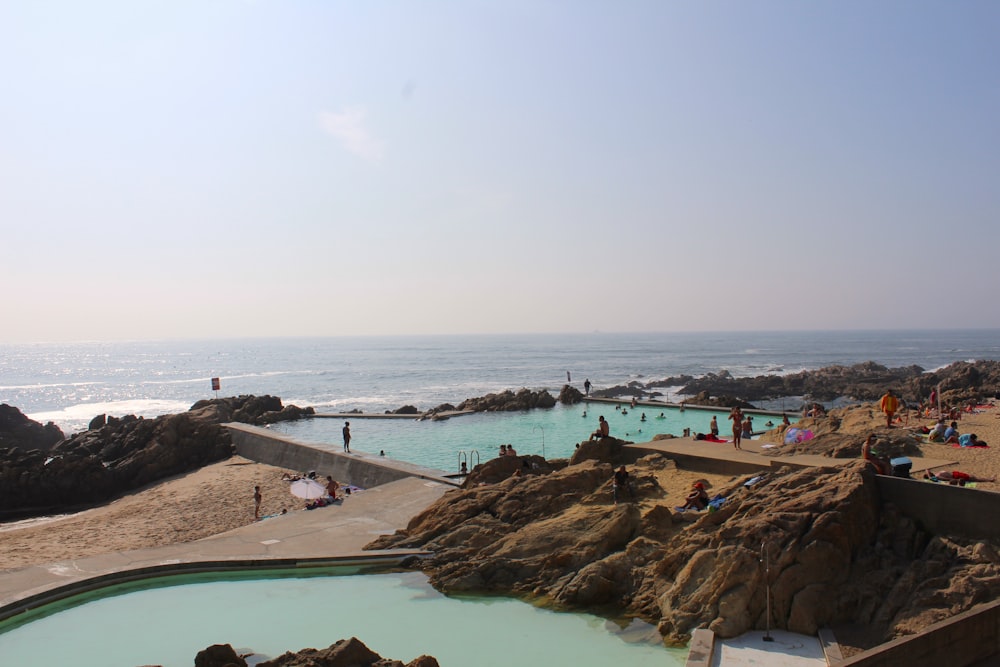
(2, 1), (998, 342)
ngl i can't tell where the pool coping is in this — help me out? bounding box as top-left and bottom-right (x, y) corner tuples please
(0, 551), (428, 625)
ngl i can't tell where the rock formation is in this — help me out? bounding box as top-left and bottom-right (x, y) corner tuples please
(442, 388), (557, 413)
(0, 395), (311, 519)
(191, 638), (439, 667)
(367, 443), (1000, 648)
(597, 359), (1000, 408)
(0, 404), (64, 451)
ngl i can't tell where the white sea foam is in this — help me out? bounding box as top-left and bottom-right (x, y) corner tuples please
(30, 399), (192, 434)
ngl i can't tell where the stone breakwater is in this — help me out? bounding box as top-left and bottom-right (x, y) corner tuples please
(368, 436), (1000, 647)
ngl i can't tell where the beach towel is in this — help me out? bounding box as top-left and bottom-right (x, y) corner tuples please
(707, 495), (726, 511)
(784, 427), (814, 445)
(954, 434), (989, 448)
(703, 434), (729, 443)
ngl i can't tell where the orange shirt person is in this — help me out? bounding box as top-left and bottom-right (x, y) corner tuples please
(879, 390), (899, 428)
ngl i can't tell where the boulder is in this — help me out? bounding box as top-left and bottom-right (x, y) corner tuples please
(254, 637), (439, 667)
(455, 388), (557, 412)
(558, 384), (584, 404)
(195, 644), (247, 667)
(0, 404), (64, 451)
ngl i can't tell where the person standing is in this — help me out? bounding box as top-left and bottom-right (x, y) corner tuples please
(342, 421), (351, 452)
(710, 416), (719, 437)
(729, 407), (743, 450)
(253, 485), (262, 521)
(584, 378), (591, 396)
(567, 371), (572, 383)
(879, 390), (899, 428)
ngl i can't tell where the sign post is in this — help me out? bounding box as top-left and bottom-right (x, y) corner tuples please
(211, 377), (220, 396)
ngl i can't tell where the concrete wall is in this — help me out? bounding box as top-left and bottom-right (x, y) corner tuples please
(226, 423), (458, 490)
(837, 599), (1000, 667)
(875, 475), (1000, 540)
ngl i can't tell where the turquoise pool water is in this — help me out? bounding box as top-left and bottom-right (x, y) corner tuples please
(0, 568), (687, 667)
(271, 401), (787, 472)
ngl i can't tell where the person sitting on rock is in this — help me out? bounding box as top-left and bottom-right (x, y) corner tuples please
(680, 482), (709, 511)
(861, 434), (891, 475)
(589, 415), (610, 441)
(499, 444), (507, 457)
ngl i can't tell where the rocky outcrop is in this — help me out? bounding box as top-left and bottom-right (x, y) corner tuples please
(454, 388), (557, 412)
(192, 638), (439, 667)
(0, 404), (64, 451)
(0, 395), (311, 519)
(188, 394), (314, 425)
(558, 384), (585, 404)
(639, 360), (1000, 407)
(367, 448), (1000, 647)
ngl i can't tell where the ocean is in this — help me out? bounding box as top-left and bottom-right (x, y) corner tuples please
(2, 330), (998, 471)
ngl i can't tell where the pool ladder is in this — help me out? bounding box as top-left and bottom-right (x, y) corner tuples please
(458, 450), (479, 474)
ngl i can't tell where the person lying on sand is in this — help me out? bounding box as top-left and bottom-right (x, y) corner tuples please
(923, 470), (996, 485)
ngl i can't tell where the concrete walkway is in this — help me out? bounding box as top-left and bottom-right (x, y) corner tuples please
(0, 476), (450, 617)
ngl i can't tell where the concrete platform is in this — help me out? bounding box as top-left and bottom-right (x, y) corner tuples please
(712, 630), (828, 666)
(630, 437), (956, 477)
(0, 476), (450, 618)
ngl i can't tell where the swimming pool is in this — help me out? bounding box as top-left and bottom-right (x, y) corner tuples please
(270, 401), (788, 472)
(0, 565), (687, 667)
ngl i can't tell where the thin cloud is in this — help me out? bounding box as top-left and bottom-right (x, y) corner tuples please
(318, 107), (385, 162)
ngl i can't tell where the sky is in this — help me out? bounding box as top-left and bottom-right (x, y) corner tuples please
(1, 1), (998, 343)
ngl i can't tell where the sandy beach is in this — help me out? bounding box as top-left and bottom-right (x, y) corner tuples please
(3, 404), (999, 572)
(912, 406), (1000, 491)
(0, 456), (301, 571)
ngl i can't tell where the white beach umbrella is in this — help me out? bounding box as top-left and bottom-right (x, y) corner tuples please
(289, 478), (327, 500)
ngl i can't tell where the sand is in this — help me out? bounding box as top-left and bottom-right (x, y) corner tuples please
(0, 456), (300, 571)
(912, 405), (1000, 491)
(3, 405), (998, 572)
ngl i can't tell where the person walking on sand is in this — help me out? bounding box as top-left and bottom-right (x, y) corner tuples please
(253, 485), (262, 521)
(880, 390), (899, 428)
(342, 421), (351, 452)
(729, 407), (743, 450)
